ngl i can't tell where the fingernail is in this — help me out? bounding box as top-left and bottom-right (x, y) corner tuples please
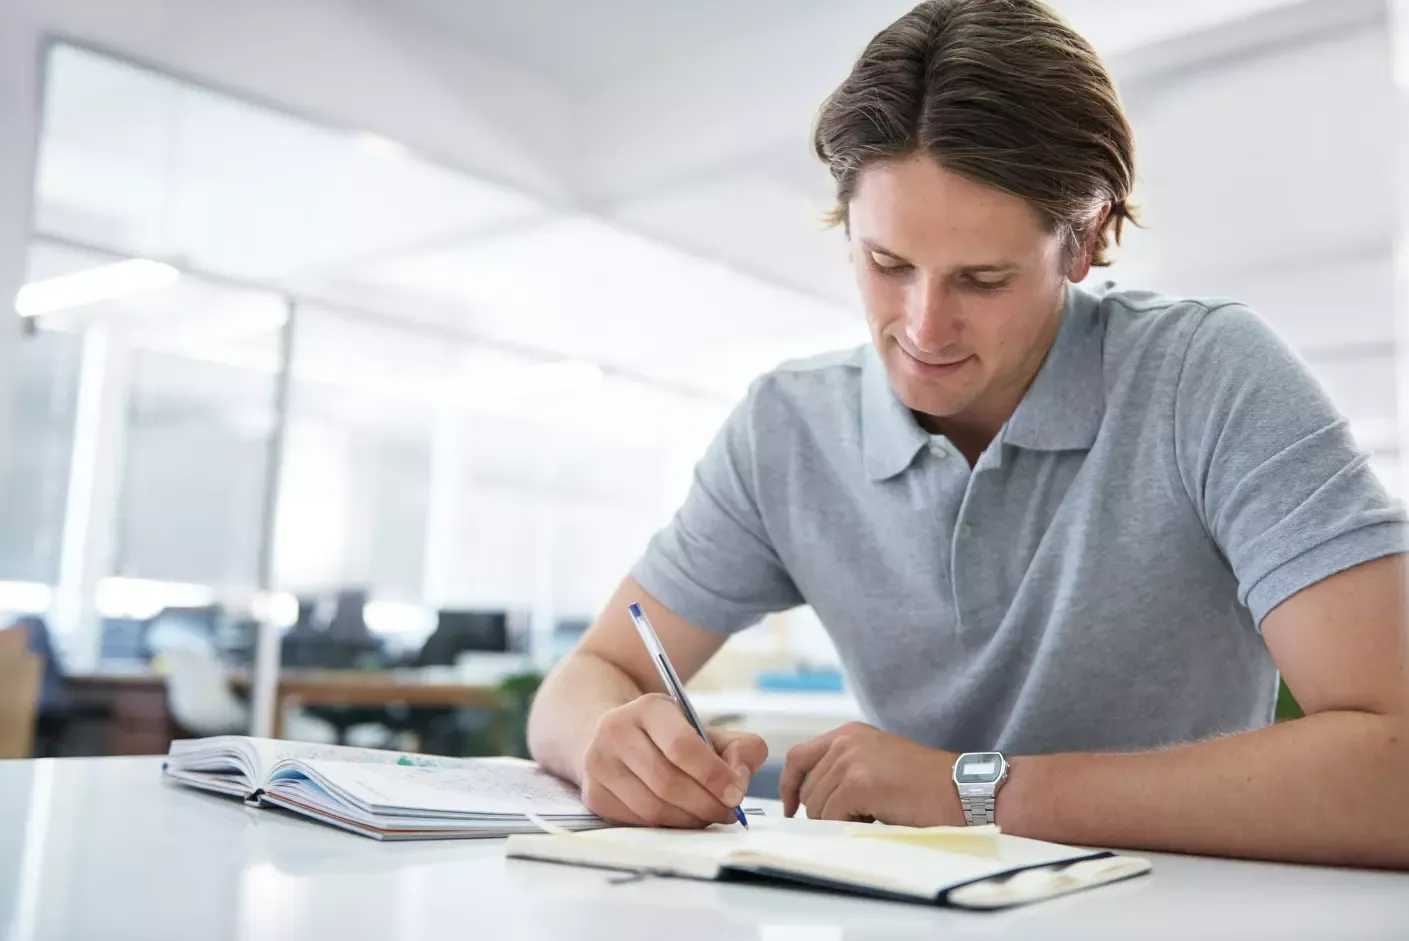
(723, 785), (744, 806)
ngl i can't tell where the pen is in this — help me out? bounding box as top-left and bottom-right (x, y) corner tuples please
(628, 602), (749, 829)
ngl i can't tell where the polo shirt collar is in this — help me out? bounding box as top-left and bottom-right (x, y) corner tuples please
(1001, 282), (1106, 452)
(861, 343), (930, 481)
(861, 282), (1106, 481)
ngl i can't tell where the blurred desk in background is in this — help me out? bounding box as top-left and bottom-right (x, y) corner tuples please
(68, 666), (505, 752)
(227, 669), (504, 739)
(66, 666), (173, 755)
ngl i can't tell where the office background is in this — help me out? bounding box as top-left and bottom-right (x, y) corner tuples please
(0, 0), (1403, 755)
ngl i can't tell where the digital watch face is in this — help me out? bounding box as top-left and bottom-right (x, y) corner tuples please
(954, 752), (1005, 785)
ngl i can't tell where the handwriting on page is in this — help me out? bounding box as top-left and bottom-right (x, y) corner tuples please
(302, 760), (591, 815)
(377, 765), (585, 803)
(251, 737), (492, 771)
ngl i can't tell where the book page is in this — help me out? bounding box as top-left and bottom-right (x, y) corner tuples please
(251, 738), (502, 779)
(168, 736), (522, 789)
(283, 759), (595, 817)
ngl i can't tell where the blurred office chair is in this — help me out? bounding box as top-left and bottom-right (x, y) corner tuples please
(0, 629), (41, 758)
(7, 616), (111, 757)
(145, 606), (220, 659)
(162, 645), (249, 737)
(162, 644), (346, 743)
(327, 589), (370, 641)
(415, 610), (509, 666)
(282, 593), (383, 669)
(401, 610), (511, 755)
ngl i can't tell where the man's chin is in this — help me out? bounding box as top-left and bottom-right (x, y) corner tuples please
(887, 370), (970, 415)
(895, 388), (972, 423)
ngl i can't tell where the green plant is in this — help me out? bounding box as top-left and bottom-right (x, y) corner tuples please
(458, 670), (545, 758)
(1274, 676), (1303, 722)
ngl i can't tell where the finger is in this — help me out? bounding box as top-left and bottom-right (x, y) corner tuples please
(619, 726), (737, 824)
(709, 729), (768, 795)
(641, 705), (746, 809)
(599, 754), (712, 829)
(780, 729), (843, 817)
(709, 728), (769, 777)
(581, 776), (646, 826)
(818, 775), (865, 823)
(799, 746), (845, 819)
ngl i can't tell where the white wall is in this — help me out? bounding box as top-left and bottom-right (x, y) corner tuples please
(1108, 5), (1400, 489)
(0, 1), (42, 482)
(36, 0), (575, 202)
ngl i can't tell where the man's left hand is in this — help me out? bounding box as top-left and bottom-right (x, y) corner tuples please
(780, 722), (963, 826)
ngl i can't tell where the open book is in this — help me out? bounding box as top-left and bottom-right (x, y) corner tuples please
(506, 817), (1151, 910)
(163, 736), (606, 840)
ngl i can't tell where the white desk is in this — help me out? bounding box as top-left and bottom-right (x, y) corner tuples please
(689, 691), (864, 722)
(0, 758), (1405, 941)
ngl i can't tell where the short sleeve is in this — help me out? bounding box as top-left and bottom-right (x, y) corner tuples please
(1173, 304), (1409, 625)
(630, 382), (804, 635)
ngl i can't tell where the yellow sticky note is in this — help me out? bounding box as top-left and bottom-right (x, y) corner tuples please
(843, 822), (1003, 858)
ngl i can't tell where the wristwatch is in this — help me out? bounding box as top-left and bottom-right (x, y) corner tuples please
(952, 751), (1009, 826)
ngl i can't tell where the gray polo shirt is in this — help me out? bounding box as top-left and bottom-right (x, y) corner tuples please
(631, 282), (1409, 755)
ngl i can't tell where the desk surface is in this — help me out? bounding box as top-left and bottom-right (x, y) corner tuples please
(0, 758), (1404, 941)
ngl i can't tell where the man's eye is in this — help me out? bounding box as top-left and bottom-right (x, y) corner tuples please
(965, 277), (1009, 292)
(868, 252), (910, 273)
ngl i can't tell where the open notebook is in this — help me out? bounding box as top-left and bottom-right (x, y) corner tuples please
(163, 736), (608, 840)
(506, 817), (1151, 910)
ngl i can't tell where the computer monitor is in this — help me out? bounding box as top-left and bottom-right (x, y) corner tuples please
(415, 610), (509, 667)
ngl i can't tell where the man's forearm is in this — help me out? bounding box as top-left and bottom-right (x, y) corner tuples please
(1000, 711), (1409, 868)
(527, 651), (645, 785)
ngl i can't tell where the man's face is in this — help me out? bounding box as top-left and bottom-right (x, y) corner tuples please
(848, 156), (1084, 432)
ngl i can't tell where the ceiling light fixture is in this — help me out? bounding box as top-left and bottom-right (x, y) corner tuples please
(16, 259), (180, 318)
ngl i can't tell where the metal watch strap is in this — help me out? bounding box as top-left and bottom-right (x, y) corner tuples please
(960, 795), (995, 827)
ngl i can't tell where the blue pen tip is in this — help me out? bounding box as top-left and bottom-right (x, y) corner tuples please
(735, 808), (749, 828)
(628, 603), (643, 617)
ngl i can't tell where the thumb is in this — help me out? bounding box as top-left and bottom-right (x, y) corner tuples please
(709, 728), (769, 781)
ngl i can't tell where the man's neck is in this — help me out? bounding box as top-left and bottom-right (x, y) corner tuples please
(913, 288), (1068, 466)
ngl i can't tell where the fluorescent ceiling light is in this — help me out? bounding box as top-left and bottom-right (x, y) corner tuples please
(95, 577), (214, 621)
(0, 581), (53, 615)
(251, 591), (298, 629)
(17, 259), (180, 317)
(363, 600), (437, 638)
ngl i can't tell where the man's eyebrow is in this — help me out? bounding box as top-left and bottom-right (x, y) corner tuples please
(858, 238), (908, 262)
(858, 239), (1017, 274)
(957, 263), (1018, 274)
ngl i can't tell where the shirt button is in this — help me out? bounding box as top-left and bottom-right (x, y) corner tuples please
(961, 524), (973, 537)
(929, 443), (949, 459)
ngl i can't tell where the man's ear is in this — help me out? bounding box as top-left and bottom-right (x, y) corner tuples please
(1067, 203), (1112, 283)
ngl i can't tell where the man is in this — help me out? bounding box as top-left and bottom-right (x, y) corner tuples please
(528, 0), (1409, 867)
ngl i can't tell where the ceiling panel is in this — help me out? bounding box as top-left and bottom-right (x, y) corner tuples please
(350, 215), (863, 395)
(36, 45), (545, 281)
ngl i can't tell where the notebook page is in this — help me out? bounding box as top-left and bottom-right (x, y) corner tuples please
(567, 817), (1099, 899)
(732, 830), (1101, 899)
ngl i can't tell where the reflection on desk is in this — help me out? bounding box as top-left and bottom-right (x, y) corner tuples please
(1, 757), (1406, 941)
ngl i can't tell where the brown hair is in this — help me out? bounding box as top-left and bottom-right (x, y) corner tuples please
(814, 0), (1137, 266)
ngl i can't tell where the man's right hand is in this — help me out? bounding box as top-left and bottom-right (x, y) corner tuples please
(580, 693), (769, 828)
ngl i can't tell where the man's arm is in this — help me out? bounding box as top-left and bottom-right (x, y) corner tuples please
(781, 555), (1409, 868)
(529, 575), (727, 783)
(528, 576), (768, 827)
(999, 553), (1409, 868)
